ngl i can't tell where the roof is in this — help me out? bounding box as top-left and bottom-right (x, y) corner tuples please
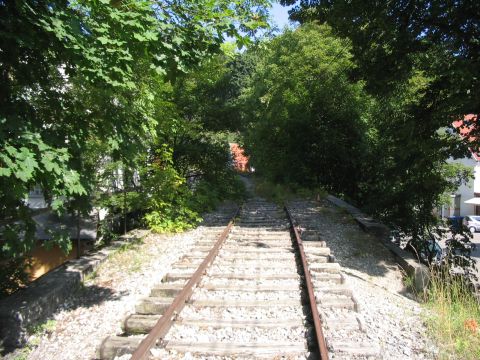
(452, 114), (480, 161)
(33, 211), (97, 241)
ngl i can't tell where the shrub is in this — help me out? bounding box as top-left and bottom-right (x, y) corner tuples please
(423, 269), (480, 359)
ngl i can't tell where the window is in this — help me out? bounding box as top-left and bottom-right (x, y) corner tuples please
(454, 194), (461, 216)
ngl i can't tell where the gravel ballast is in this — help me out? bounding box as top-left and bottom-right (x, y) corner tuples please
(5, 224), (212, 360)
(289, 199), (438, 359)
(8, 197), (439, 359)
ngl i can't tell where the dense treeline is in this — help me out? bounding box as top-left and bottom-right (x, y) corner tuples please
(279, 1), (480, 226)
(243, 25), (369, 196)
(237, 2), (479, 265)
(1, 0), (479, 293)
(0, 0), (268, 294)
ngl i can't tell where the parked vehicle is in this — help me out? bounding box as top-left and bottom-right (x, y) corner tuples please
(421, 240), (446, 264)
(406, 238), (446, 265)
(447, 216), (464, 232)
(462, 215), (480, 233)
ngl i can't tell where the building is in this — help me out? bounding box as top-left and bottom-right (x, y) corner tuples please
(441, 114), (480, 217)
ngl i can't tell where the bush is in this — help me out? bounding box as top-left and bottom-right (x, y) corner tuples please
(423, 269), (480, 359)
(0, 255), (30, 299)
(254, 176), (326, 204)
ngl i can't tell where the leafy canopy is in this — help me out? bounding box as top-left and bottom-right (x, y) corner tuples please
(0, 0), (270, 259)
(244, 23), (370, 194)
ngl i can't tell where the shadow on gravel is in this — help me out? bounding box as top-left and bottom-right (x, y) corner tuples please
(72, 284), (128, 309)
(292, 201), (409, 295)
(0, 284), (122, 357)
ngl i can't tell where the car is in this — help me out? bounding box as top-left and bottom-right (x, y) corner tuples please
(447, 216), (464, 232)
(405, 237), (446, 265)
(462, 215), (480, 233)
(420, 240), (446, 264)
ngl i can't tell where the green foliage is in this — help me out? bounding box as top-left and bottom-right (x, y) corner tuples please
(357, 69), (472, 236)
(11, 319), (58, 360)
(173, 44), (253, 133)
(0, 132), (86, 258)
(142, 146), (201, 233)
(27, 319), (57, 337)
(0, 0), (269, 267)
(244, 24), (369, 195)
(283, 0), (479, 114)
(141, 126), (245, 233)
(241, 2), (478, 266)
(424, 269), (480, 359)
(81, 57), (248, 237)
(0, 256), (30, 299)
(35, 0), (270, 87)
(444, 221), (477, 273)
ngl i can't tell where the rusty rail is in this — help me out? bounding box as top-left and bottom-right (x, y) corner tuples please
(130, 207), (240, 360)
(285, 206), (329, 360)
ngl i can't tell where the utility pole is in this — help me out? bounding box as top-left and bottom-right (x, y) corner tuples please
(76, 209), (81, 259)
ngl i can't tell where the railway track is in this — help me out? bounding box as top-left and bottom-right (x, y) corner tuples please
(98, 198), (379, 359)
(287, 200), (380, 359)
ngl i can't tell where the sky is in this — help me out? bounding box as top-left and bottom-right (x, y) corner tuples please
(225, 2), (295, 46)
(270, 2), (295, 29)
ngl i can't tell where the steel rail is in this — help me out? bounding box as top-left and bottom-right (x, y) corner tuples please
(285, 206), (329, 360)
(129, 207), (240, 360)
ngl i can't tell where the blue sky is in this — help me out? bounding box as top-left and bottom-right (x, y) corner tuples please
(225, 2), (295, 46)
(270, 2), (295, 29)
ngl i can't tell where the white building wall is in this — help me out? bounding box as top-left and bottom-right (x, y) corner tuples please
(444, 157), (480, 217)
(26, 185), (47, 209)
(456, 181), (475, 216)
(474, 163), (480, 193)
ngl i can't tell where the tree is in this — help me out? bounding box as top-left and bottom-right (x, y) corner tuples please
(243, 23), (370, 195)
(0, 0), (269, 278)
(277, 0), (478, 265)
(282, 0), (479, 114)
(94, 64), (246, 235)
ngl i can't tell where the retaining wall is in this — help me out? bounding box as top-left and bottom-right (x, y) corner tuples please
(326, 195), (430, 292)
(0, 230), (149, 353)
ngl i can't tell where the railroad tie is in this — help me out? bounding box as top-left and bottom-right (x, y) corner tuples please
(99, 198), (352, 360)
(287, 200), (381, 359)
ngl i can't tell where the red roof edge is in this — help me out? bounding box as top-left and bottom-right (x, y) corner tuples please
(452, 114), (479, 161)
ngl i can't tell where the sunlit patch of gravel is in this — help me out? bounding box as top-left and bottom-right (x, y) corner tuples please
(207, 264), (298, 274)
(190, 289), (302, 301)
(292, 200), (405, 294)
(165, 324), (307, 343)
(180, 304), (306, 321)
(351, 274), (439, 359)
(148, 348), (310, 360)
(288, 198), (439, 359)
(218, 250), (294, 257)
(207, 260), (297, 268)
(22, 226), (214, 360)
(200, 278), (300, 287)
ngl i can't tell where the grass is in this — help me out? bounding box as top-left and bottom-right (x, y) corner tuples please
(254, 179), (295, 204)
(110, 238), (145, 273)
(83, 269), (98, 283)
(423, 269), (480, 359)
(12, 349), (29, 360)
(27, 319), (57, 335)
(403, 273), (415, 291)
(90, 237), (147, 280)
(11, 320), (57, 360)
(253, 176), (327, 204)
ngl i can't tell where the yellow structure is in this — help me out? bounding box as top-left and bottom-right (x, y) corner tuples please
(26, 241), (91, 281)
